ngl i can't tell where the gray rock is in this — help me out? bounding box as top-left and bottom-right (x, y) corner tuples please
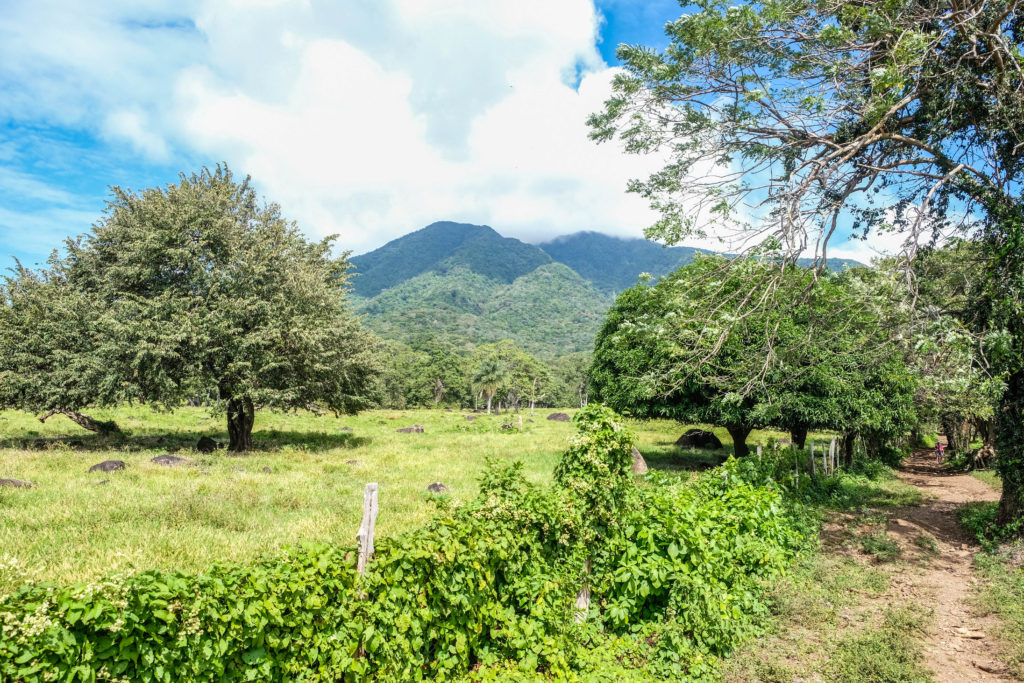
(547, 412), (571, 422)
(345, 460), (360, 465)
(0, 478), (33, 488)
(397, 424), (425, 433)
(261, 466), (272, 474)
(465, 415), (476, 421)
(631, 446), (649, 475)
(426, 482), (449, 494)
(196, 436), (220, 453)
(675, 429), (723, 450)
(89, 460), (126, 473)
(340, 426), (353, 432)
(151, 454), (191, 467)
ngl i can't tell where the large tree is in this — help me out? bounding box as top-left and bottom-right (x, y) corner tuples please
(2, 166), (379, 451)
(590, 0), (1024, 524)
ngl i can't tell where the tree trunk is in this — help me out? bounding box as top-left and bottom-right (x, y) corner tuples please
(974, 417), (997, 448)
(995, 370), (1024, 527)
(226, 396), (255, 452)
(38, 409), (121, 436)
(486, 393), (492, 415)
(843, 431), (856, 468)
(726, 425), (752, 458)
(790, 424), (808, 449)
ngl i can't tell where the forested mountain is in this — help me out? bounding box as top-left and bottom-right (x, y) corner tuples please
(540, 231), (866, 294)
(355, 263), (611, 357)
(349, 221), (552, 297)
(539, 231), (706, 293)
(350, 221), (864, 356)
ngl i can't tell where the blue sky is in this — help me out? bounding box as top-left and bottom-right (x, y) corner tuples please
(0, 1), (881, 273)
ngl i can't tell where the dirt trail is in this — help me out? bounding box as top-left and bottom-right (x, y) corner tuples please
(891, 449), (1008, 681)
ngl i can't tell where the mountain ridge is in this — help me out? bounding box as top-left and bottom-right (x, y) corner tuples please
(350, 221), (866, 357)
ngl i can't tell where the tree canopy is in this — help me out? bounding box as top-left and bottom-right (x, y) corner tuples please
(591, 0), (1024, 525)
(591, 255), (917, 458)
(0, 166), (379, 450)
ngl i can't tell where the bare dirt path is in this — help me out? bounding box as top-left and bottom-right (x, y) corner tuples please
(892, 449), (1009, 681)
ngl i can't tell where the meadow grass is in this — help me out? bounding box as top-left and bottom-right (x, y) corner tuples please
(0, 406), (793, 591)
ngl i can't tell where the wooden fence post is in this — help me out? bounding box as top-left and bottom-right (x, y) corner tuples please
(574, 558), (592, 623)
(757, 445), (762, 461)
(810, 442), (816, 477)
(829, 437), (837, 475)
(357, 483), (379, 577)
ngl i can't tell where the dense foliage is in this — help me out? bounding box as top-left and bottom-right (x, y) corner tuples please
(0, 166), (379, 451)
(0, 407), (804, 681)
(591, 256), (916, 458)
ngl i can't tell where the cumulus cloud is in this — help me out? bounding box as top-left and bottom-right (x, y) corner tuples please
(2, 0), (669, 255)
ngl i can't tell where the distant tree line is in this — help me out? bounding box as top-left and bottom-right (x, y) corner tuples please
(375, 337), (591, 413)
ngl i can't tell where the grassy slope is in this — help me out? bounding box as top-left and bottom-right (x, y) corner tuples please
(0, 406), (775, 591)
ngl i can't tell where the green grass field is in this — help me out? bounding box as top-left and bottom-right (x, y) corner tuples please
(0, 406), (802, 592)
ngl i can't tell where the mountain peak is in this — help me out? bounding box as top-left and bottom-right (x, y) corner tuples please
(350, 221), (550, 297)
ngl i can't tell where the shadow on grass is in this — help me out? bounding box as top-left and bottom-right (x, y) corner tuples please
(1, 430), (370, 454)
(643, 444), (726, 472)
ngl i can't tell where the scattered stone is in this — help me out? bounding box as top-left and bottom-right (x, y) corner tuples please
(0, 478), (33, 488)
(151, 454), (191, 467)
(426, 482), (449, 494)
(345, 460), (360, 465)
(547, 412), (571, 422)
(397, 424), (425, 433)
(89, 460), (126, 473)
(526, 419), (535, 423)
(465, 415), (476, 421)
(974, 660), (1004, 674)
(954, 627), (985, 639)
(674, 429), (723, 450)
(196, 436), (220, 453)
(340, 427), (353, 432)
(261, 466), (272, 474)
(631, 446), (649, 475)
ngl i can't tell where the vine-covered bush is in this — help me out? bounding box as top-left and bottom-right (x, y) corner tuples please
(0, 407), (805, 681)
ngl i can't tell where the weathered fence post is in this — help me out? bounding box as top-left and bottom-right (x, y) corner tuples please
(357, 483), (379, 577)
(574, 558), (592, 623)
(757, 445), (762, 461)
(518, 416), (523, 430)
(810, 442), (816, 478)
(829, 437), (837, 475)
(794, 444), (799, 486)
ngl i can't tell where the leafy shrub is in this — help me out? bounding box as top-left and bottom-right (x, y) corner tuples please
(0, 407), (804, 681)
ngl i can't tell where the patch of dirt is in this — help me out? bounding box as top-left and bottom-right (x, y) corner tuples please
(893, 449), (1010, 682)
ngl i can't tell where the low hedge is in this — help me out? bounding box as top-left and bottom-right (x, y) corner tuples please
(0, 407), (805, 681)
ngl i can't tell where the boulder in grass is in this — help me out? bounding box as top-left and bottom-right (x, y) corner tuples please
(426, 482), (449, 494)
(196, 436), (220, 453)
(397, 425), (424, 433)
(465, 415), (476, 421)
(151, 454), (191, 467)
(631, 446), (649, 475)
(547, 412), (571, 422)
(674, 429), (723, 450)
(340, 427), (354, 432)
(89, 460), (126, 473)
(0, 478), (33, 488)
(261, 466), (272, 474)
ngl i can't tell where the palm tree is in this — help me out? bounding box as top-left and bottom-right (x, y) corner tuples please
(472, 357), (508, 414)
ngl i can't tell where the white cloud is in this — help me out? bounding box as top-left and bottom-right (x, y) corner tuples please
(2, 0), (668, 255)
